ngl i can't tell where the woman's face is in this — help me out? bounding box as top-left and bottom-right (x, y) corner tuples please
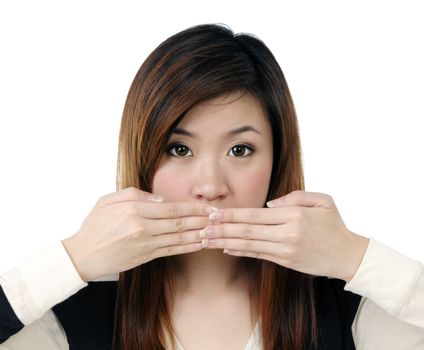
(152, 92), (274, 209)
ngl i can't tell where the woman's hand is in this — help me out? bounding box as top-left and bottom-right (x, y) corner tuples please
(201, 190), (370, 282)
(62, 187), (215, 282)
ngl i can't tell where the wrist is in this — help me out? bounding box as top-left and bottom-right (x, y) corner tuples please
(341, 231), (370, 283)
(62, 235), (90, 282)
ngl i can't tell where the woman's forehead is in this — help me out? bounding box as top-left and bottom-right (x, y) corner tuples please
(175, 92), (269, 131)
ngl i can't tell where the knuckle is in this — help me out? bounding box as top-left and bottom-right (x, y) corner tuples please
(226, 209), (234, 222)
(244, 239), (254, 251)
(242, 223), (253, 239)
(174, 232), (184, 243)
(96, 196), (105, 206)
(292, 190), (304, 200)
(136, 241), (147, 254)
(125, 187), (141, 199)
(248, 208), (258, 221)
(292, 207), (304, 220)
(128, 219), (146, 237)
(174, 217), (185, 233)
(127, 186), (140, 195)
(125, 202), (138, 216)
(286, 245), (299, 258)
(168, 203), (180, 217)
(129, 227), (142, 240)
(166, 246), (173, 256)
(287, 232), (301, 245)
(326, 194), (335, 204)
(130, 231), (141, 240)
(291, 190), (306, 205)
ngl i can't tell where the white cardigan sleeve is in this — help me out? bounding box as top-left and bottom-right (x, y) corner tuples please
(0, 310), (68, 350)
(2, 238), (424, 349)
(0, 241), (87, 326)
(345, 238), (424, 349)
(0, 241), (88, 349)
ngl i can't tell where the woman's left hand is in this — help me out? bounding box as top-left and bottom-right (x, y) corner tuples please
(202, 190), (370, 282)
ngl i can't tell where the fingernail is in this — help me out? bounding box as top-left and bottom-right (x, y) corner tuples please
(209, 211), (223, 221)
(201, 239), (208, 248)
(199, 227), (215, 238)
(266, 201), (278, 208)
(204, 206), (218, 214)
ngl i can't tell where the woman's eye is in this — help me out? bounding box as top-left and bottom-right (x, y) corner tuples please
(228, 144), (254, 158)
(167, 144), (193, 157)
(166, 143), (254, 158)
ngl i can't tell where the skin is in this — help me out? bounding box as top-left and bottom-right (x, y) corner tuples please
(63, 91), (369, 285)
(151, 92), (274, 294)
(149, 91), (369, 348)
(62, 91), (369, 348)
(205, 190), (370, 282)
(151, 92), (274, 347)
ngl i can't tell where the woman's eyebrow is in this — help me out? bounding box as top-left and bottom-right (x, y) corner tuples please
(171, 125), (262, 139)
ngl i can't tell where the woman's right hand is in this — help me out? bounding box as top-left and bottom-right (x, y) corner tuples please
(62, 187), (215, 282)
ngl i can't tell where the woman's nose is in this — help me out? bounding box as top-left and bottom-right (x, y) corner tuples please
(191, 161), (229, 202)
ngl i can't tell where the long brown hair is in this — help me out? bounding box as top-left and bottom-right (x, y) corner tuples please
(112, 24), (317, 350)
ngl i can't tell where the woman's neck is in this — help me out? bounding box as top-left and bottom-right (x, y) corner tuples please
(171, 250), (259, 330)
(174, 249), (248, 297)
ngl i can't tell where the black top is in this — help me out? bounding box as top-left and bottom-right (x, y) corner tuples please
(0, 277), (361, 349)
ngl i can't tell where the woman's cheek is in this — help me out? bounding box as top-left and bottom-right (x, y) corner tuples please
(236, 164), (273, 207)
(151, 166), (188, 201)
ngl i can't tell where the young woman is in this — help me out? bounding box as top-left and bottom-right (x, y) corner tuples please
(1, 24), (423, 350)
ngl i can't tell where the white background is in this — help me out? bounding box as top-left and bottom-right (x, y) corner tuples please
(1, 1), (423, 273)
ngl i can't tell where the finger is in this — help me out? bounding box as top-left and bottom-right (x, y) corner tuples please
(149, 216), (213, 236)
(97, 187), (163, 207)
(209, 207), (295, 224)
(223, 249), (281, 264)
(200, 223), (282, 242)
(203, 237), (281, 256)
(267, 190), (334, 209)
(153, 229), (204, 247)
(138, 202), (217, 219)
(224, 249), (262, 259)
(153, 241), (203, 258)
